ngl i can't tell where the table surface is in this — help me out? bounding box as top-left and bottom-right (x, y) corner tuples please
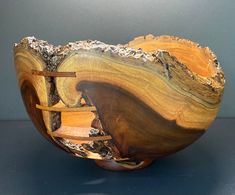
(0, 119), (234, 195)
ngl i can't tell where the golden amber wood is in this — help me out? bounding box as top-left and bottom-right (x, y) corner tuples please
(14, 35), (225, 170)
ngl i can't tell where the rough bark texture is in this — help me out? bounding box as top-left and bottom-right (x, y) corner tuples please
(14, 35), (225, 170)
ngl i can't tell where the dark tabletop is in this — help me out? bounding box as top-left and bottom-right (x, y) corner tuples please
(0, 118), (234, 195)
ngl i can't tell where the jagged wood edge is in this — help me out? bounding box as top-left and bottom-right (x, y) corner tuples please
(126, 34), (225, 88)
(54, 39), (224, 107)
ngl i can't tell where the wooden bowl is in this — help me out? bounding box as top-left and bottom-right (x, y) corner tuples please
(14, 35), (225, 171)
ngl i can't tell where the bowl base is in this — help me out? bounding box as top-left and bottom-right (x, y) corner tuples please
(95, 159), (153, 171)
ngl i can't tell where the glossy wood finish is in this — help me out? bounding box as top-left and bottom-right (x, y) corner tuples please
(14, 35), (225, 170)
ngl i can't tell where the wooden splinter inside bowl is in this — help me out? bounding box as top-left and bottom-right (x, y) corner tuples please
(57, 111), (96, 144)
(42, 101), (111, 145)
(127, 35), (217, 77)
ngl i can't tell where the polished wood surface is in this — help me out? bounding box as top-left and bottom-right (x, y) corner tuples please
(14, 35), (225, 170)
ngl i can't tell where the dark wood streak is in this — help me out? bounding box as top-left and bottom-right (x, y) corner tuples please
(31, 70), (76, 77)
(20, 80), (71, 153)
(77, 81), (205, 160)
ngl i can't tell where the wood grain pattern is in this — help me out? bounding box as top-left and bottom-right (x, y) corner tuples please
(56, 50), (222, 130)
(14, 39), (72, 153)
(77, 81), (204, 159)
(14, 43), (51, 131)
(14, 35), (225, 170)
(126, 34), (217, 77)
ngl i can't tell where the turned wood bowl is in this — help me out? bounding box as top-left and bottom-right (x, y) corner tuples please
(14, 35), (225, 171)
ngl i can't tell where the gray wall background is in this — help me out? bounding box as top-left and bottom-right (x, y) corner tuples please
(0, 0), (234, 120)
